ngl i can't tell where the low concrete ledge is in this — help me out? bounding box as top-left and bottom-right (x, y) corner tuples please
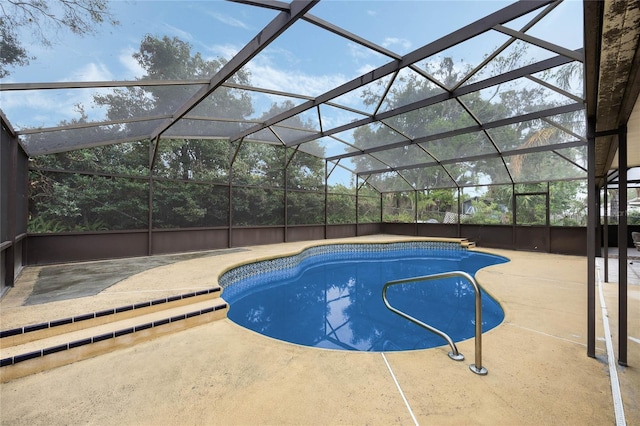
(0, 300), (227, 383)
(0, 287), (221, 347)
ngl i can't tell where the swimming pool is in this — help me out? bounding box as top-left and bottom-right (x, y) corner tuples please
(221, 242), (508, 352)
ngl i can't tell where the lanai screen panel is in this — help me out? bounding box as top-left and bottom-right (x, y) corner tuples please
(1, 0), (586, 193)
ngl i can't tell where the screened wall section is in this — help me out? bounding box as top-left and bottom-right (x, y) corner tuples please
(0, 0), (592, 265)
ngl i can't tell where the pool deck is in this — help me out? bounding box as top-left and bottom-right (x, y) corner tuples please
(0, 235), (638, 425)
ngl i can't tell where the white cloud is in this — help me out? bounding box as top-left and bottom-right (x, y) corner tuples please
(162, 23), (193, 41)
(1, 60), (117, 129)
(69, 62), (113, 82)
(347, 42), (374, 60)
(1, 91), (55, 111)
(246, 61), (347, 100)
(356, 64), (377, 75)
(1, 90), (80, 128)
(206, 43), (240, 61)
(118, 48), (145, 79)
(382, 37), (412, 51)
(242, 56), (377, 132)
(206, 11), (250, 30)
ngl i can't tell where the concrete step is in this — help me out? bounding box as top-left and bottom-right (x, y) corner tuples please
(1, 288), (222, 347)
(0, 290), (227, 383)
(462, 240), (476, 249)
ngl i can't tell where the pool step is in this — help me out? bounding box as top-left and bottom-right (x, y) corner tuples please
(462, 240), (476, 249)
(0, 288), (227, 383)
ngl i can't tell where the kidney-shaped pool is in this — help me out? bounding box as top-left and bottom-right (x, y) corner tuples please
(220, 242), (508, 352)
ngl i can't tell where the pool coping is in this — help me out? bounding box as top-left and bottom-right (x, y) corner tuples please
(215, 237), (475, 284)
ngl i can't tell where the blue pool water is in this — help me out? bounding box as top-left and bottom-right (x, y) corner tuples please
(223, 244), (508, 352)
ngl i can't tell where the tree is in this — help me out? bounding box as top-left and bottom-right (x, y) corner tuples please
(354, 57), (502, 194)
(95, 35), (256, 228)
(28, 35), (252, 231)
(0, 0), (118, 77)
(354, 46), (586, 224)
(27, 108), (150, 232)
(28, 35), (321, 231)
(94, 36), (329, 228)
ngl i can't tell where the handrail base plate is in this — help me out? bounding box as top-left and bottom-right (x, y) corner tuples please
(448, 351), (464, 361)
(469, 364), (488, 375)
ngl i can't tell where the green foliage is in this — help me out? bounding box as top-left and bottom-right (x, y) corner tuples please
(515, 194), (547, 225)
(327, 193), (356, 224)
(32, 140), (150, 175)
(232, 187), (284, 226)
(382, 192), (414, 223)
(26, 34), (586, 233)
(152, 180), (227, 228)
(628, 211), (640, 226)
(1, 0), (118, 77)
(416, 189), (456, 222)
(0, 25), (29, 77)
(351, 45), (585, 195)
(27, 217), (66, 233)
(154, 139), (228, 182)
(549, 181), (587, 226)
(358, 195), (380, 223)
(287, 191), (324, 225)
(354, 56), (517, 191)
(460, 199), (510, 225)
(28, 170), (149, 232)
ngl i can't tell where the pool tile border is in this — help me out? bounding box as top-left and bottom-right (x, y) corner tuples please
(219, 241), (467, 300)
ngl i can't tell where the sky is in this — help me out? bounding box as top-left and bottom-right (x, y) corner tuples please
(1, 0), (584, 132)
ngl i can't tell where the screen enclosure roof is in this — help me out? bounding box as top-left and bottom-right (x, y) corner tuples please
(1, 0), (638, 192)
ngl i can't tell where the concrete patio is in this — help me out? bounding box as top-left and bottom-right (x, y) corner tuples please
(0, 236), (638, 425)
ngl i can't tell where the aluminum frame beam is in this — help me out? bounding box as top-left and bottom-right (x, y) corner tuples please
(617, 127), (628, 366)
(492, 24), (585, 62)
(326, 102), (584, 162)
(360, 140), (586, 177)
(228, 0), (557, 143)
(0, 80), (210, 91)
(148, 0), (319, 142)
(284, 51), (582, 149)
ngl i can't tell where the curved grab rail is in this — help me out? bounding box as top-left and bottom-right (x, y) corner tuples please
(382, 270), (488, 375)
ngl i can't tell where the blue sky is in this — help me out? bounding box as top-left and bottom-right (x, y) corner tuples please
(1, 0), (584, 131)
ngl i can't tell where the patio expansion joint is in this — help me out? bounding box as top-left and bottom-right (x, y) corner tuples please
(503, 322), (599, 351)
(597, 274), (627, 425)
(381, 352), (418, 426)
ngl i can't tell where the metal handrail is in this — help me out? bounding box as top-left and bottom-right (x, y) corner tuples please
(382, 270), (488, 375)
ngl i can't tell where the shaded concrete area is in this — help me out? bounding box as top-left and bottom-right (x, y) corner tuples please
(25, 248), (247, 305)
(0, 236), (638, 425)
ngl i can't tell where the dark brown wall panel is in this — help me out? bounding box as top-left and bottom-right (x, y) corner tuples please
(287, 225), (325, 242)
(381, 223), (415, 236)
(459, 225), (514, 249)
(327, 224), (357, 239)
(417, 223), (459, 238)
(231, 227), (284, 247)
(151, 228), (229, 255)
(23, 223), (589, 266)
(13, 238), (23, 277)
(356, 223), (380, 236)
(515, 226), (550, 252)
(550, 227), (587, 255)
(27, 232), (148, 265)
(602, 224), (640, 248)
